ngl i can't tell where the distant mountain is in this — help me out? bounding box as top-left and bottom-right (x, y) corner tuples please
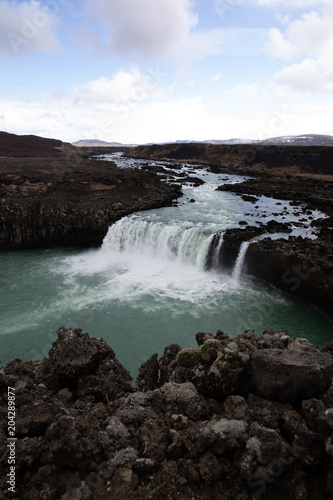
(203, 138), (257, 145)
(72, 139), (136, 147)
(256, 134), (333, 146)
(155, 135), (333, 147)
(72, 134), (333, 149)
(3, 133), (332, 158)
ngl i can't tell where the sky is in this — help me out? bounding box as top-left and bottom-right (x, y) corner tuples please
(0, 0), (333, 144)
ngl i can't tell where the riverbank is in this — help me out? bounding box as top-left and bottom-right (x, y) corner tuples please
(0, 144), (181, 250)
(1, 326), (332, 499)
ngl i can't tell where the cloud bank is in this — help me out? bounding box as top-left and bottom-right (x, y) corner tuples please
(84, 0), (198, 60)
(0, 0), (61, 59)
(73, 68), (167, 104)
(267, 6), (333, 94)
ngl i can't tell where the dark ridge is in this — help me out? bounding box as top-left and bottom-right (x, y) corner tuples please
(0, 131), (67, 157)
(129, 142), (333, 176)
(244, 145), (333, 175)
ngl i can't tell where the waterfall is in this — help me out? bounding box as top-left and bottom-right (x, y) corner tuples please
(102, 217), (217, 271)
(205, 232), (224, 270)
(232, 241), (251, 281)
(212, 233), (224, 268)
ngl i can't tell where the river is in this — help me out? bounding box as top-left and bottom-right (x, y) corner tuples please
(0, 153), (332, 375)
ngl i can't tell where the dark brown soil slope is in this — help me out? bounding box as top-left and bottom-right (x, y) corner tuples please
(0, 131), (69, 157)
(0, 133), (181, 250)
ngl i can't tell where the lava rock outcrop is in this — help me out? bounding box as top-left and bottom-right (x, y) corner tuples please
(1, 327), (333, 499)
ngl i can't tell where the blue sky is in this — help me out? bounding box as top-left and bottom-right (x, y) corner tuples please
(1, 0), (333, 144)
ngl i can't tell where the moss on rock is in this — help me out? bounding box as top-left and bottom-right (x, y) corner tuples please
(215, 359), (242, 375)
(238, 338), (258, 352)
(176, 348), (202, 369)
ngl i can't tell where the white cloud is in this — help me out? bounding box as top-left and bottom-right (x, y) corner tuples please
(180, 27), (269, 64)
(268, 7), (333, 94)
(73, 68), (166, 104)
(267, 28), (296, 59)
(231, 83), (258, 98)
(287, 10), (332, 57)
(211, 74), (222, 83)
(214, 0), (243, 19)
(268, 10), (333, 60)
(214, 0), (329, 11)
(83, 0), (198, 60)
(317, 38), (333, 80)
(257, 0), (329, 6)
(273, 58), (327, 94)
(274, 14), (291, 27)
(0, 0), (61, 59)
(2, 89), (333, 144)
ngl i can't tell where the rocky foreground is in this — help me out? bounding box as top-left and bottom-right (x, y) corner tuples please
(1, 327), (333, 499)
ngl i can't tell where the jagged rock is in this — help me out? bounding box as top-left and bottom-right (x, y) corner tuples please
(137, 353), (159, 390)
(1, 327), (333, 499)
(168, 339), (249, 399)
(325, 341), (333, 356)
(302, 397), (333, 437)
(48, 327), (115, 378)
(250, 349), (333, 403)
(160, 382), (211, 421)
(38, 327), (133, 401)
(158, 343), (182, 385)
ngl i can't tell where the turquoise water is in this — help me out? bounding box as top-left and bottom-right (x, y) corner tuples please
(0, 157), (332, 375)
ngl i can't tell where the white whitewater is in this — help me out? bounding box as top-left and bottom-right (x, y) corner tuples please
(103, 216), (221, 271)
(211, 233), (224, 269)
(232, 241), (252, 282)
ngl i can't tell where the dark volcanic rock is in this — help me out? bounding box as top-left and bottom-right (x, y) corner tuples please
(250, 349), (333, 403)
(1, 327), (333, 499)
(39, 327), (133, 401)
(245, 236), (333, 315)
(137, 353), (159, 390)
(48, 326), (115, 378)
(265, 219), (292, 233)
(128, 142), (333, 175)
(219, 226), (263, 268)
(0, 166), (181, 250)
(0, 138), (182, 250)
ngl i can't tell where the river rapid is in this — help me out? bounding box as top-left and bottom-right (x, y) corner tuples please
(0, 153), (332, 374)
